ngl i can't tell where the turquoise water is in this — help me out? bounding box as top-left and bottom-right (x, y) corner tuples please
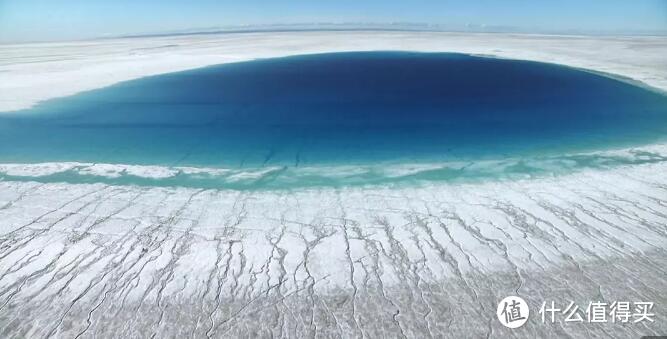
(1, 52), (667, 189)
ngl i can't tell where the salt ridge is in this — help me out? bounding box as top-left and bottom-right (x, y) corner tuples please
(1, 143), (666, 189)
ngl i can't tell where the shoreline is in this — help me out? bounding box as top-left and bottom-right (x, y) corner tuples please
(1, 30), (667, 113)
(1, 141), (667, 190)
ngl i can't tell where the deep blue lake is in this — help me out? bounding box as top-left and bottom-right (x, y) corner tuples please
(1, 52), (667, 189)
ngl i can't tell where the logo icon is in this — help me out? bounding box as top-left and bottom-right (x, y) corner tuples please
(497, 296), (529, 328)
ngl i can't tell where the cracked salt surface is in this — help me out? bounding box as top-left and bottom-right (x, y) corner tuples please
(0, 158), (665, 337)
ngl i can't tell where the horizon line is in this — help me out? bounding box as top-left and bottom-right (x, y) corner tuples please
(2, 23), (667, 45)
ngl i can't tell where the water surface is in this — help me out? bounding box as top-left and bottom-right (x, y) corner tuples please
(1, 52), (667, 188)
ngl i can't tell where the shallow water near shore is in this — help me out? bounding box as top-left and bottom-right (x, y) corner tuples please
(1, 52), (667, 189)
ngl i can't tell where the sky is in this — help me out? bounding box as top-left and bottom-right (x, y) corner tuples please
(1, 0), (666, 43)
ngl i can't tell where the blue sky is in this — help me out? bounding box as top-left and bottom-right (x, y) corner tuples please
(1, 0), (666, 42)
